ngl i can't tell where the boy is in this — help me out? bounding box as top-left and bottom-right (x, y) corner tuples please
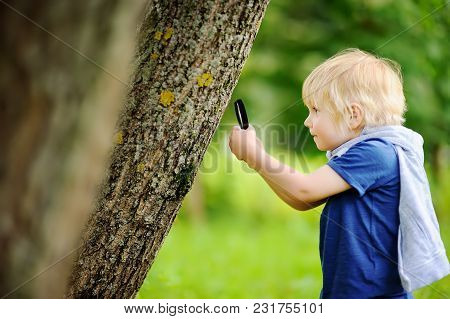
(228, 48), (449, 298)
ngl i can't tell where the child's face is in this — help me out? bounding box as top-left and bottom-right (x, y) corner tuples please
(304, 105), (356, 151)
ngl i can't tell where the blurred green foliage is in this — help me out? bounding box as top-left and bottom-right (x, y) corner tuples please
(225, 0), (449, 156)
(138, 0), (449, 298)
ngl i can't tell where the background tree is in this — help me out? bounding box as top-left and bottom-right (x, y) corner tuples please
(0, 0), (145, 298)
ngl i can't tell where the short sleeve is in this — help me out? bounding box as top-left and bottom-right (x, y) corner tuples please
(327, 139), (398, 197)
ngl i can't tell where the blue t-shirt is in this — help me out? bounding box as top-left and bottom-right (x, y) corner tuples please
(320, 138), (411, 299)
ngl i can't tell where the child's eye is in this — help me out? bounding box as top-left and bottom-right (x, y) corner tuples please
(312, 107), (319, 113)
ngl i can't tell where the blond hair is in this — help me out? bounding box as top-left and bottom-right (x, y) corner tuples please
(302, 48), (406, 131)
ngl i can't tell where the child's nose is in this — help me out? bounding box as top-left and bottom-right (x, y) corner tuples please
(304, 115), (311, 128)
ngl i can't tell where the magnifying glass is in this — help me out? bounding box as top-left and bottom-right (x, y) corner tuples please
(234, 99), (249, 130)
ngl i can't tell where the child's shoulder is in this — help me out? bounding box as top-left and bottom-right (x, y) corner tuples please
(353, 137), (397, 158)
(345, 138), (399, 172)
(329, 137), (400, 195)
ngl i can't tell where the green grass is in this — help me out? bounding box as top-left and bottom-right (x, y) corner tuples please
(137, 216), (450, 299)
(137, 214), (323, 299)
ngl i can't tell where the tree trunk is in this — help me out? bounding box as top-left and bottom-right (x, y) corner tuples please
(67, 0), (270, 298)
(0, 0), (145, 298)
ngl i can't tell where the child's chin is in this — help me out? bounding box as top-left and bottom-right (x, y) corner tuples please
(315, 141), (331, 151)
(315, 143), (325, 151)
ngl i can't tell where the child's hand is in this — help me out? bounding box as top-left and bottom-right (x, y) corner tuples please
(228, 125), (265, 170)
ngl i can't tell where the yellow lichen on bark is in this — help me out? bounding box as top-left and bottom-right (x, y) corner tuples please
(159, 90), (175, 106)
(163, 27), (173, 40)
(150, 53), (159, 60)
(197, 72), (213, 87)
(154, 31), (163, 40)
(114, 131), (123, 144)
(137, 162), (145, 173)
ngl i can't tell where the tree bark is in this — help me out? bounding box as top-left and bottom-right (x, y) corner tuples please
(0, 0), (145, 298)
(67, 0), (270, 298)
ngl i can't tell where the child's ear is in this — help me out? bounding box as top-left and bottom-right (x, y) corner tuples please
(347, 103), (364, 129)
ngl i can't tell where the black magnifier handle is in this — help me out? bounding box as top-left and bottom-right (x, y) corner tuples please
(234, 99), (249, 130)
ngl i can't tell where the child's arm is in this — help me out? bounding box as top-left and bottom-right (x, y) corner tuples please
(255, 153), (348, 211)
(229, 126), (351, 211)
(259, 170), (328, 211)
